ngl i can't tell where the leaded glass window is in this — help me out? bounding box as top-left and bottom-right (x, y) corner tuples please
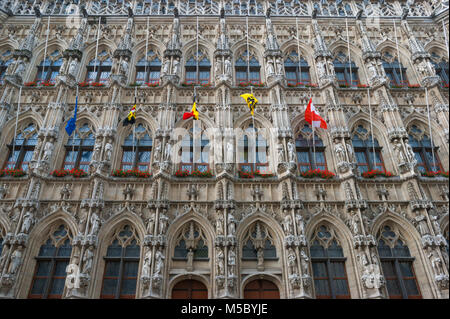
(4, 123), (38, 172)
(241, 222), (277, 260)
(184, 51), (211, 85)
(135, 50), (161, 84)
(407, 125), (442, 173)
(382, 52), (409, 87)
(333, 51), (360, 87)
(295, 124), (326, 172)
(63, 123), (96, 171)
(235, 50), (261, 85)
(173, 221), (209, 260)
(238, 124), (269, 174)
(351, 125), (384, 173)
(284, 51), (310, 86)
(180, 123), (210, 173)
(86, 50), (112, 84)
(121, 124), (152, 171)
(35, 50), (63, 84)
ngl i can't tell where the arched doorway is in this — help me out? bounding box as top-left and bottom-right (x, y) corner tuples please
(172, 279), (208, 299)
(244, 279), (280, 299)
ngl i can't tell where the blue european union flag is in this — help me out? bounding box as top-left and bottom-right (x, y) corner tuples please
(65, 95), (78, 136)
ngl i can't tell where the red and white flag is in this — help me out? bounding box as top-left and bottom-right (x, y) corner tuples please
(305, 98), (327, 129)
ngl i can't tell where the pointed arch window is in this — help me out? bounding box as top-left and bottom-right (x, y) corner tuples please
(310, 225), (350, 299)
(333, 51), (359, 87)
(86, 50), (112, 84)
(430, 52), (449, 87)
(135, 50), (161, 85)
(0, 229), (4, 257)
(407, 125), (442, 173)
(284, 51), (310, 86)
(180, 123), (210, 173)
(351, 125), (384, 173)
(28, 225), (72, 299)
(185, 51), (211, 85)
(382, 52), (409, 87)
(63, 123), (96, 171)
(377, 225), (421, 299)
(235, 50), (261, 85)
(238, 124), (269, 174)
(296, 124), (326, 172)
(121, 123), (152, 171)
(0, 50), (14, 84)
(101, 225), (141, 299)
(173, 221), (209, 260)
(242, 222), (277, 260)
(35, 50), (63, 84)
(4, 123), (38, 172)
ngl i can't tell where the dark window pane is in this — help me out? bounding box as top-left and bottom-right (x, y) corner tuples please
(38, 241), (56, 257)
(330, 261), (346, 277)
(243, 240), (257, 258)
(399, 261), (414, 277)
(404, 279), (420, 296)
(53, 261), (69, 276)
(386, 279), (402, 298)
(106, 242), (122, 257)
(312, 262), (328, 278)
(328, 241), (344, 257)
(35, 261), (52, 276)
(123, 261), (139, 277)
(310, 243), (325, 257)
(104, 261), (121, 277)
(381, 261), (396, 277)
(102, 278), (119, 296)
(120, 279), (137, 296)
(49, 278), (66, 296)
(334, 279), (349, 296)
(314, 279), (331, 297)
(124, 244), (140, 258)
(174, 240), (188, 258)
(30, 278), (48, 295)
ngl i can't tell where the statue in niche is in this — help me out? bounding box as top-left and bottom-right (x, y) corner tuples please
(275, 57), (283, 75)
(92, 141), (102, 162)
(142, 249), (152, 278)
(162, 59), (170, 76)
(104, 139), (113, 162)
(282, 214), (294, 235)
(227, 212), (236, 236)
(224, 57), (232, 77)
(8, 245), (23, 274)
(299, 249), (309, 275)
(20, 210), (34, 234)
(393, 139), (406, 163)
(216, 247), (225, 276)
(228, 246), (236, 276)
(287, 140), (296, 163)
(68, 59), (79, 77)
(146, 211), (156, 234)
(296, 214), (306, 236)
(164, 141), (172, 162)
(154, 247), (165, 276)
(287, 247), (298, 275)
(172, 58), (180, 76)
(81, 246), (94, 274)
(89, 212), (100, 236)
(277, 143), (284, 163)
(226, 140), (234, 163)
(119, 57), (129, 76)
(266, 58), (274, 76)
(216, 214), (224, 235)
(334, 142), (346, 163)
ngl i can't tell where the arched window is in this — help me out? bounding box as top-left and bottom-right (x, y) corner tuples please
(0, 50), (14, 84)
(430, 52), (449, 87)
(333, 51), (360, 87)
(185, 51), (211, 85)
(101, 224), (141, 299)
(0, 228), (4, 257)
(235, 50), (261, 85)
(309, 225), (350, 299)
(377, 225), (421, 299)
(173, 221), (208, 260)
(284, 51), (310, 86)
(35, 50), (63, 84)
(238, 124), (269, 174)
(180, 123), (210, 173)
(382, 52), (409, 87)
(63, 123), (95, 171)
(121, 123), (152, 171)
(135, 50), (161, 85)
(28, 225), (72, 299)
(295, 124), (326, 172)
(407, 125), (442, 173)
(86, 50), (112, 84)
(4, 123), (38, 172)
(351, 125), (384, 173)
(242, 222), (277, 260)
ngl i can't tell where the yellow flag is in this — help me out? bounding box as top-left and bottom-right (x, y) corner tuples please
(240, 93), (258, 116)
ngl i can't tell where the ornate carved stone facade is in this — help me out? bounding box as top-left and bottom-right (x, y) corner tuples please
(0, 0), (448, 299)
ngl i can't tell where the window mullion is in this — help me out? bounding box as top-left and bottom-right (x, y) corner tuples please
(16, 144), (27, 170)
(326, 258), (336, 299)
(394, 259), (409, 299)
(75, 147), (82, 169)
(116, 254), (124, 299)
(43, 257), (56, 299)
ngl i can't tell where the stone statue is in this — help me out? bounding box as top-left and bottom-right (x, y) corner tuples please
(68, 59), (78, 77)
(367, 60), (378, 79)
(142, 249), (152, 277)
(224, 57), (232, 77)
(257, 248), (264, 267)
(316, 60), (326, 78)
(277, 143), (284, 163)
(327, 60), (335, 76)
(164, 141), (172, 161)
(275, 57), (283, 75)
(404, 140), (415, 162)
(350, 213), (361, 235)
(65, 256), (80, 293)
(430, 215), (442, 235)
(428, 250), (445, 277)
(119, 58), (129, 76)
(20, 210), (34, 234)
(216, 247), (225, 276)
(346, 142), (355, 162)
(14, 60), (26, 78)
(216, 215), (224, 235)
(42, 140), (54, 162)
(266, 59), (275, 75)
(393, 139), (406, 163)
(226, 140), (234, 163)
(227, 212), (236, 236)
(282, 214), (293, 235)
(287, 248), (297, 275)
(162, 59), (170, 75)
(287, 140), (295, 163)
(0, 245), (10, 272)
(153, 140), (161, 162)
(172, 58), (180, 76)
(89, 212), (100, 236)
(299, 249), (309, 275)
(92, 141), (102, 162)
(81, 246), (94, 274)
(154, 248), (165, 276)
(146, 211), (156, 234)
(104, 139), (113, 162)
(296, 214), (305, 236)
(159, 212), (169, 235)
(8, 245), (23, 274)
(415, 214), (430, 236)
(334, 142), (346, 163)
(215, 59), (222, 76)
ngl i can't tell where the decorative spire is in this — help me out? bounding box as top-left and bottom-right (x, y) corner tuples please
(355, 10), (379, 60)
(166, 7), (182, 52)
(216, 7), (229, 51)
(116, 7), (135, 53)
(17, 8), (42, 56)
(67, 5), (89, 52)
(310, 10), (332, 58)
(264, 7), (280, 52)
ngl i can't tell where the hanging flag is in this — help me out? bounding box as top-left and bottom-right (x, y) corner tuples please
(183, 101), (199, 120)
(240, 93), (258, 116)
(122, 99), (137, 126)
(65, 95), (78, 136)
(305, 98), (327, 129)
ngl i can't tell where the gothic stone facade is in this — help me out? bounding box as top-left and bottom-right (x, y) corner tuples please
(0, 0), (448, 299)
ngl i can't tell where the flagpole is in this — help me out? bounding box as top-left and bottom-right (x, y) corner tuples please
(295, 17), (303, 86)
(246, 15), (250, 86)
(345, 17), (353, 88)
(12, 86), (22, 169)
(144, 16), (149, 84)
(368, 87), (377, 168)
(71, 85), (78, 168)
(93, 17), (101, 82)
(133, 86), (137, 167)
(309, 87), (316, 169)
(425, 87), (437, 171)
(393, 20), (405, 87)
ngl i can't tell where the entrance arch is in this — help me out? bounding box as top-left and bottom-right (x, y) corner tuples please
(171, 279), (208, 299)
(243, 279), (280, 299)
